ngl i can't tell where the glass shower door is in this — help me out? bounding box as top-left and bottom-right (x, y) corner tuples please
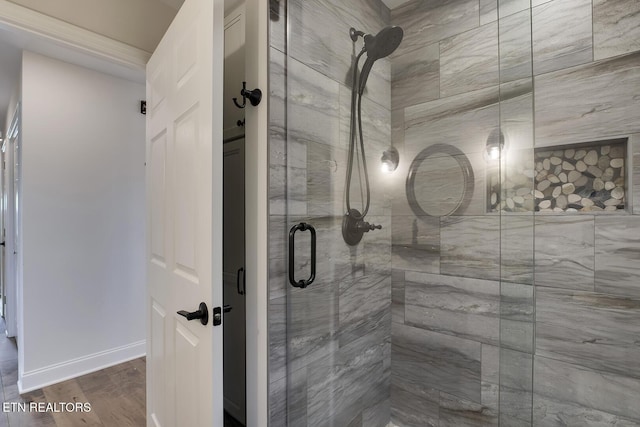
(280, 1), (394, 426)
(273, 0), (534, 426)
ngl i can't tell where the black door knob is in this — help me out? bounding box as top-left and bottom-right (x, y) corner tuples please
(177, 302), (209, 325)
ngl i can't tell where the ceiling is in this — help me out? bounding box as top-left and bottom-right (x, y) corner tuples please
(0, 0), (351, 132)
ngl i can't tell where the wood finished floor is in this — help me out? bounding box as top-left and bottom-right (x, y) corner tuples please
(0, 318), (245, 427)
(0, 318), (146, 427)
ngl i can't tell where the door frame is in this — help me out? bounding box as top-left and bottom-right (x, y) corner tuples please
(2, 106), (19, 339)
(0, 1), (269, 424)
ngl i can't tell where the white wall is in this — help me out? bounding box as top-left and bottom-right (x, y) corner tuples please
(19, 50), (145, 391)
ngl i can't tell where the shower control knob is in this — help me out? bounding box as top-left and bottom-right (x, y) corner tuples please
(343, 209), (382, 245)
(358, 221), (382, 231)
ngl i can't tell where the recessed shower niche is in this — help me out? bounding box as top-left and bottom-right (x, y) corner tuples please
(488, 138), (628, 213)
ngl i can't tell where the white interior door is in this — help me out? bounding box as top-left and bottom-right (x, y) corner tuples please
(146, 0), (224, 425)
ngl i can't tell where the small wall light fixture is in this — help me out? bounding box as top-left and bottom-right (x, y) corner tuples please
(486, 128), (505, 161)
(381, 146), (399, 173)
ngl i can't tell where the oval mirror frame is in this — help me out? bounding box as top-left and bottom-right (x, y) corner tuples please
(405, 143), (475, 217)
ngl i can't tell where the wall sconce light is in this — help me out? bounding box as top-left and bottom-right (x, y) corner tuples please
(381, 146), (399, 173)
(486, 128), (505, 161)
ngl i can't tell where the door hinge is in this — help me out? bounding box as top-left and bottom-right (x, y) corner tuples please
(140, 101), (147, 115)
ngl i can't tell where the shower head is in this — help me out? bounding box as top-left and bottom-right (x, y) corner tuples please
(358, 26), (403, 95)
(363, 26), (404, 60)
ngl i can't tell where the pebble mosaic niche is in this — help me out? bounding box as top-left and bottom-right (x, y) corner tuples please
(488, 138), (628, 213)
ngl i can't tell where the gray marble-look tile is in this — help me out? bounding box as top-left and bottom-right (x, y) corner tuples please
(362, 213), (393, 273)
(306, 141), (347, 216)
(391, 108), (404, 149)
(403, 85), (500, 167)
(288, 0), (390, 109)
(480, 0), (497, 25)
(288, 56), (341, 149)
(595, 216), (640, 298)
(532, 0), (593, 75)
(498, 0), (530, 18)
(501, 215), (534, 285)
(269, 0), (285, 53)
(269, 296), (287, 382)
(287, 283), (338, 373)
(500, 319), (534, 354)
(391, 269), (405, 324)
(439, 389), (498, 427)
(339, 83), (391, 155)
(534, 216), (594, 291)
(500, 280), (535, 323)
(534, 51), (640, 147)
(270, 47), (286, 141)
(269, 257), (287, 301)
(341, 153), (394, 221)
(270, 49), (308, 173)
(634, 135), (640, 215)
(404, 272), (500, 346)
(390, 41), (439, 111)
(441, 216), (500, 281)
(533, 395), (640, 427)
(482, 345), (500, 385)
(593, 0), (640, 61)
(536, 286), (640, 379)
(390, 380), (440, 427)
(269, 215), (288, 261)
(499, 349), (534, 425)
(500, 347), (533, 391)
(499, 9), (532, 83)
(288, 366), (308, 427)
(500, 282), (534, 353)
(404, 81), (499, 130)
(270, 163), (307, 216)
(391, 322), (482, 404)
(499, 80), (534, 152)
(440, 22), (499, 98)
(339, 273), (391, 346)
(306, 340), (386, 427)
(269, 376), (287, 427)
(391, 0), (479, 51)
(391, 215), (440, 274)
(363, 398), (391, 427)
(534, 356), (640, 421)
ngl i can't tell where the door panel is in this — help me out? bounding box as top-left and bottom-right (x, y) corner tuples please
(146, 0), (223, 425)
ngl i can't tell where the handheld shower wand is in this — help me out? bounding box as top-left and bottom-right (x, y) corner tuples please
(343, 26), (403, 246)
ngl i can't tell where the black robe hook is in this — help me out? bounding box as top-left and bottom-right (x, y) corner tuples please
(233, 81), (262, 109)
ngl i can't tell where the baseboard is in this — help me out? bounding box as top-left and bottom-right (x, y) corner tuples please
(18, 340), (146, 394)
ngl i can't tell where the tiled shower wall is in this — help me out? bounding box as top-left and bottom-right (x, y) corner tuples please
(389, 0), (640, 426)
(268, 0), (640, 426)
(268, 0), (394, 425)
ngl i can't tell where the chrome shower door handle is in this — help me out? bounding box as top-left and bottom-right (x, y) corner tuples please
(288, 222), (316, 289)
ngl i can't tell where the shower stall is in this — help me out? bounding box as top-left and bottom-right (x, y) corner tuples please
(268, 0), (640, 425)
